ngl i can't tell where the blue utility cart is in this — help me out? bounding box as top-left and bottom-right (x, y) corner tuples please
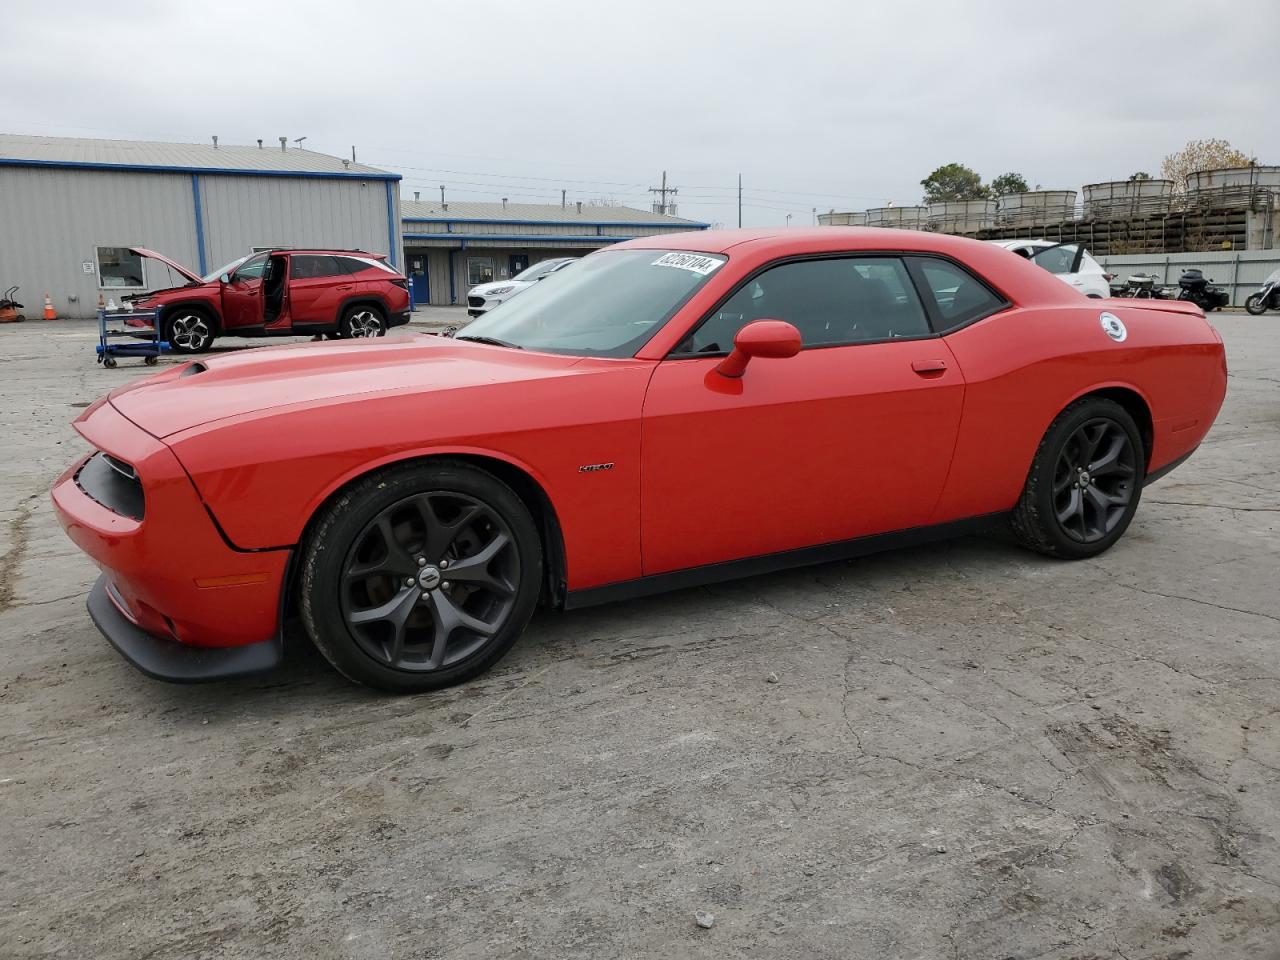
(97, 308), (169, 368)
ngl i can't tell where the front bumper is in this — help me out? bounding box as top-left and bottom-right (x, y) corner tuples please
(52, 398), (290, 681)
(88, 575), (283, 682)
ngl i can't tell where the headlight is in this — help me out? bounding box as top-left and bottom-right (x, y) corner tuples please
(486, 286), (514, 297)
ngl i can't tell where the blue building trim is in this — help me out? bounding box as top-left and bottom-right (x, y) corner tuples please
(402, 215), (709, 229)
(403, 233), (636, 244)
(190, 174), (207, 276)
(0, 157), (401, 181)
(384, 181), (399, 268)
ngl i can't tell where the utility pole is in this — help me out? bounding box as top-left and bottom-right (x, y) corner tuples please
(439, 185), (446, 205)
(785, 213), (792, 227)
(812, 207), (817, 225)
(738, 173), (742, 228)
(649, 171), (678, 215)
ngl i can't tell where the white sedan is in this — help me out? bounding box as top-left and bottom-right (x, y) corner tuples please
(989, 239), (1111, 299)
(467, 257), (578, 317)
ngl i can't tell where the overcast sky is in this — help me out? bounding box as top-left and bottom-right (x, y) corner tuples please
(6, 0), (1278, 226)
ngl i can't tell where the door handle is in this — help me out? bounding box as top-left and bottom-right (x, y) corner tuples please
(911, 359), (948, 376)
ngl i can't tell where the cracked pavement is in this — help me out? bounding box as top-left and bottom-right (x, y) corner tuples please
(1, 311), (1277, 958)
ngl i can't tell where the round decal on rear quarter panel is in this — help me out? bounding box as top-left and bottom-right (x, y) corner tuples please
(1099, 312), (1127, 342)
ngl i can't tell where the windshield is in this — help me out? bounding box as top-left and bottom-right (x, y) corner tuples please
(202, 256), (248, 283)
(512, 258), (572, 282)
(458, 249), (726, 357)
(1266, 268), (1280, 284)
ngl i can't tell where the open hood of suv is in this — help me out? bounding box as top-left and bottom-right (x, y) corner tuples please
(130, 247), (204, 285)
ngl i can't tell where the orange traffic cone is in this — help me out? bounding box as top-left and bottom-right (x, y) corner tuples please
(43, 293), (56, 320)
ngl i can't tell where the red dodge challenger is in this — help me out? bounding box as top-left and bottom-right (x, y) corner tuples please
(52, 229), (1227, 692)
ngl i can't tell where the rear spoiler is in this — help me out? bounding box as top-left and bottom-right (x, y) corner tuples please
(1101, 298), (1206, 319)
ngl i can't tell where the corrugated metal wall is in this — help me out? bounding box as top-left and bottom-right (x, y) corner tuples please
(199, 175), (397, 273)
(0, 166), (401, 318)
(1096, 249), (1279, 306)
(0, 166), (199, 318)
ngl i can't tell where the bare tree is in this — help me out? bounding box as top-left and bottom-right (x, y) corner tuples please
(1161, 139), (1255, 193)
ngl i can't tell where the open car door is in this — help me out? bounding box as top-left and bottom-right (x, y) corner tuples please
(1028, 242), (1087, 292)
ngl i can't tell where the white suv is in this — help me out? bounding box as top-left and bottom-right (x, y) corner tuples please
(989, 239), (1110, 298)
(467, 257), (578, 317)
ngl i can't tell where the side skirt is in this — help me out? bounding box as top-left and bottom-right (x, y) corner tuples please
(1143, 446), (1197, 487)
(564, 512), (1008, 610)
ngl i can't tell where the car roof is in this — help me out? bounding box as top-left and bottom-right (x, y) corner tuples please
(615, 227), (1081, 307)
(268, 248), (379, 257)
(989, 239), (1052, 249)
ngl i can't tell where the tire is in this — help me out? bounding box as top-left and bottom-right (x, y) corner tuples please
(164, 308), (216, 354)
(299, 459), (542, 692)
(1010, 397), (1145, 560)
(1245, 294), (1268, 316)
(338, 304), (386, 339)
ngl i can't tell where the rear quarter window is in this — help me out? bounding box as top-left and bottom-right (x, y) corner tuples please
(909, 257), (1007, 332)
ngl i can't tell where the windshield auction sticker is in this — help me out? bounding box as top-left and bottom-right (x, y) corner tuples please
(652, 252), (723, 275)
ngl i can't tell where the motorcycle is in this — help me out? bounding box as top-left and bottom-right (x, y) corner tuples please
(1245, 268), (1280, 315)
(1120, 274), (1166, 299)
(1176, 268), (1230, 312)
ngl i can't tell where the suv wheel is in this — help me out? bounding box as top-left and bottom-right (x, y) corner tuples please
(339, 305), (386, 339)
(164, 309), (216, 354)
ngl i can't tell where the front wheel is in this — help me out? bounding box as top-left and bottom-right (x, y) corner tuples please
(338, 305), (386, 339)
(1245, 294), (1268, 316)
(1010, 397), (1144, 560)
(164, 310), (216, 354)
(299, 460), (542, 692)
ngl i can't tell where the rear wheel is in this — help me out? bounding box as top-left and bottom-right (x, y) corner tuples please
(1011, 397), (1144, 559)
(299, 460), (542, 692)
(1245, 293), (1268, 316)
(339, 305), (386, 339)
(164, 309), (216, 354)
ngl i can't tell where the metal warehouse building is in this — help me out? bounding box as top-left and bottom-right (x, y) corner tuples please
(400, 200), (707, 306)
(0, 134), (402, 319)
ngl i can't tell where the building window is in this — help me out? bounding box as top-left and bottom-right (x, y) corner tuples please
(96, 247), (146, 289)
(468, 257), (494, 286)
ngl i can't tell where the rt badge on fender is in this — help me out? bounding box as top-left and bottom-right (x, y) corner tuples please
(1099, 312), (1127, 342)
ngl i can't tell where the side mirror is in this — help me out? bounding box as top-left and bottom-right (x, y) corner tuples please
(715, 319), (802, 378)
(219, 273), (231, 284)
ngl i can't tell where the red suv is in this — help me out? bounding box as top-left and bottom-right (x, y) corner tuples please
(125, 247), (411, 354)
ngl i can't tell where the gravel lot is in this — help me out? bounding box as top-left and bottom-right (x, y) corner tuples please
(1, 310), (1277, 959)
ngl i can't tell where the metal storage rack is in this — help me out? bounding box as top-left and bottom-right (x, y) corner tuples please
(97, 309), (167, 368)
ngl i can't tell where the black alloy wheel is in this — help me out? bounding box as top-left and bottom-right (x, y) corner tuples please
(1012, 397), (1145, 559)
(340, 492), (520, 671)
(300, 461), (541, 692)
(1050, 418), (1137, 544)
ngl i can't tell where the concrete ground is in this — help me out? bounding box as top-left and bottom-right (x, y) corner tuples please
(1, 311), (1277, 959)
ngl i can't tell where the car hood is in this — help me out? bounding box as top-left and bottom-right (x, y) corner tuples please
(471, 280), (533, 296)
(108, 334), (597, 439)
(130, 247), (205, 285)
